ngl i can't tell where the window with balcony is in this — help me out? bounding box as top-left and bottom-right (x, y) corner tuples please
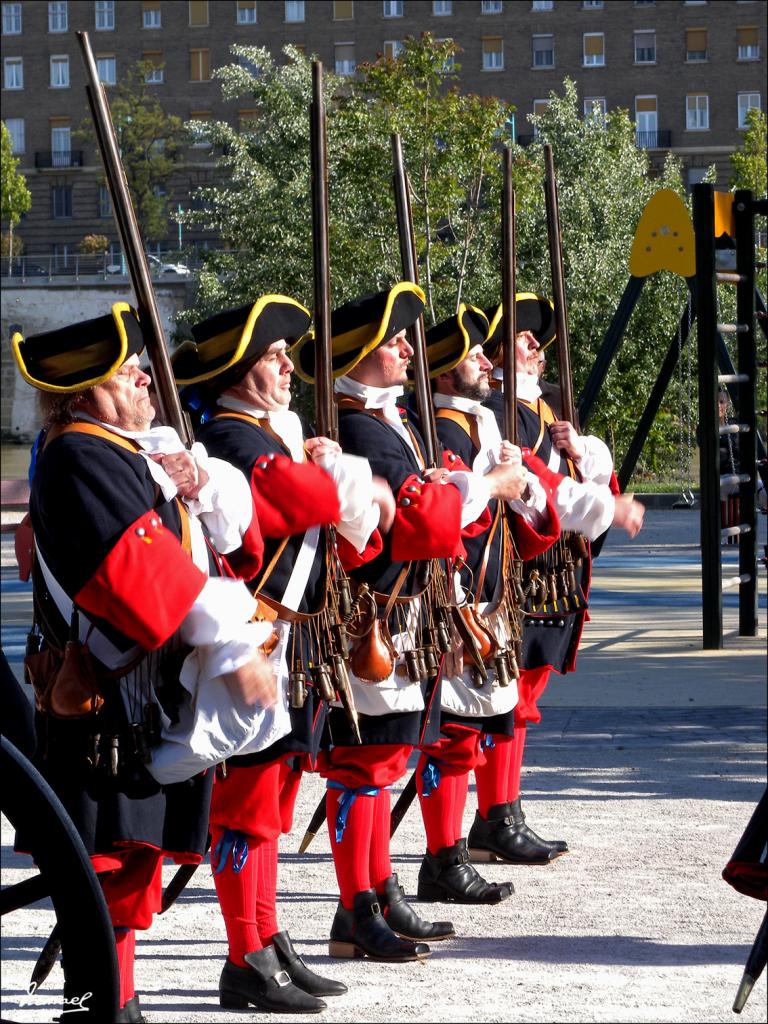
(531, 1), (553, 9)
(189, 1), (208, 25)
(142, 1), (161, 28)
(52, 185), (73, 219)
(95, 1), (115, 30)
(51, 123), (72, 163)
(482, 0), (503, 12)
(3, 57), (23, 89)
(383, 0), (403, 16)
(190, 48), (211, 81)
(584, 96), (607, 121)
(143, 51), (163, 83)
(49, 1), (67, 31)
(686, 93), (709, 130)
(634, 95), (658, 146)
(482, 35), (504, 70)
(2, 3), (22, 34)
(685, 27), (707, 61)
(737, 92), (761, 128)
(532, 34), (554, 67)
(98, 185), (111, 217)
(634, 30), (656, 63)
(285, 0), (305, 21)
(237, 0), (257, 22)
(737, 26), (759, 59)
(583, 32), (605, 66)
(6, 118), (24, 153)
(384, 39), (405, 58)
(335, 42), (356, 75)
(334, 0), (354, 17)
(432, 0), (451, 13)
(50, 55), (70, 88)
(97, 55), (116, 85)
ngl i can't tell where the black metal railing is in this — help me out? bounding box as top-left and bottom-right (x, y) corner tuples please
(34, 150), (85, 169)
(635, 130), (671, 149)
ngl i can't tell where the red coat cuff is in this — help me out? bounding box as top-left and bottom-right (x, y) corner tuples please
(336, 529), (384, 571)
(222, 512), (264, 582)
(250, 455), (341, 538)
(74, 510), (207, 650)
(522, 450), (564, 497)
(390, 474), (462, 561)
(510, 495), (560, 560)
(609, 470), (621, 496)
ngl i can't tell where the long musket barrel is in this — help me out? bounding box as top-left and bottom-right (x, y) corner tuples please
(501, 148), (518, 446)
(391, 134), (439, 469)
(542, 143), (576, 428)
(76, 31), (191, 445)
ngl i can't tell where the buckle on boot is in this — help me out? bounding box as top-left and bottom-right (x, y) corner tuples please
(369, 900), (382, 916)
(274, 970), (292, 988)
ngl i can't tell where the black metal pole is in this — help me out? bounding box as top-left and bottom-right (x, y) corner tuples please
(501, 148), (517, 446)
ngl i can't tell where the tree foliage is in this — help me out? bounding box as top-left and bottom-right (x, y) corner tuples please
(730, 107), (767, 196)
(1, 120), (31, 226)
(79, 62), (184, 244)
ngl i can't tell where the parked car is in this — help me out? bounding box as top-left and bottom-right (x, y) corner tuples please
(5, 262), (49, 278)
(105, 254), (191, 276)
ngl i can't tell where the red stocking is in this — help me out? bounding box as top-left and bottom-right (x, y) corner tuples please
(326, 787), (376, 909)
(113, 928), (135, 1008)
(509, 725), (527, 802)
(210, 825), (263, 967)
(474, 733), (515, 816)
(417, 753), (457, 854)
(255, 837), (279, 945)
(370, 789), (393, 894)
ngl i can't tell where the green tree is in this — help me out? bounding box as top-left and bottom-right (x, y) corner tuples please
(79, 62), (184, 245)
(1, 120), (31, 258)
(730, 107), (767, 196)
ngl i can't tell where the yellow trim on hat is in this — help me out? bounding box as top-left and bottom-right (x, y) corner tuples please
(487, 293), (556, 351)
(12, 302), (139, 394)
(428, 303), (486, 378)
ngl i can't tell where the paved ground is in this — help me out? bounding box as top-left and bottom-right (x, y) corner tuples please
(1, 510), (766, 1023)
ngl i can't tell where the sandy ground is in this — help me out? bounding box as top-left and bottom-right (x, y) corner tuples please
(1, 511), (766, 1024)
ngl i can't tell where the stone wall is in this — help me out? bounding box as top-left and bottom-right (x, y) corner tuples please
(1, 279), (193, 442)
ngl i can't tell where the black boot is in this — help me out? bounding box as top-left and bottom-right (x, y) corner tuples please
(329, 888), (431, 962)
(219, 945), (327, 1013)
(379, 873), (455, 941)
(467, 802), (556, 865)
(270, 930), (347, 997)
(114, 996), (145, 1023)
(510, 797), (568, 854)
(417, 839), (514, 904)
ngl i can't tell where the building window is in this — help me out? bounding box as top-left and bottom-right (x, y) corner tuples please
(432, 0), (451, 13)
(190, 48), (211, 81)
(5, 117), (24, 153)
(142, 1), (161, 28)
(237, 0), (257, 22)
(482, 35), (504, 70)
(383, 39), (404, 58)
(532, 98), (550, 137)
(583, 32), (605, 66)
(2, 3), (22, 34)
(237, 51), (260, 76)
(95, 1), (115, 30)
(634, 30), (656, 63)
(685, 27), (707, 61)
(531, 0), (553, 8)
(52, 185), (73, 219)
(3, 57), (23, 89)
(532, 34), (554, 67)
(737, 92), (761, 128)
(437, 37), (455, 69)
(189, 111), (212, 147)
(634, 95), (658, 146)
(48, 1), (67, 31)
(189, 0), (208, 25)
(634, 1), (654, 5)
(143, 52), (163, 83)
(482, 0), (503, 12)
(50, 55), (70, 88)
(686, 93), (709, 130)
(334, 0), (353, 17)
(285, 0), (305, 20)
(736, 26), (759, 60)
(583, 1), (603, 7)
(335, 42), (356, 76)
(51, 123), (71, 164)
(97, 56), (116, 85)
(383, 0), (403, 15)
(98, 184), (111, 217)
(584, 96), (607, 121)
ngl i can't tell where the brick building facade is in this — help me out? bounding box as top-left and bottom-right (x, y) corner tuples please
(1, 0), (765, 263)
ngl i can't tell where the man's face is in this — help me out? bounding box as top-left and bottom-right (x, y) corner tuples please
(515, 329), (541, 376)
(227, 340), (293, 411)
(350, 329), (414, 388)
(438, 344), (492, 401)
(79, 354), (155, 431)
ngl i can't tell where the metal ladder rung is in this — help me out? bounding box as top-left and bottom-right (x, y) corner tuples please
(717, 373), (750, 384)
(722, 574), (752, 590)
(719, 423), (750, 435)
(719, 473), (752, 487)
(715, 272), (747, 284)
(721, 524), (752, 539)
(717, 323), (750, 334)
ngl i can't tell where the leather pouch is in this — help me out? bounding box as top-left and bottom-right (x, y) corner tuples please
(26, 640), (105, 718)
(350, 617), (396, 683)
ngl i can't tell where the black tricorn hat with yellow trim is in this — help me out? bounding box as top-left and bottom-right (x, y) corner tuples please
(293, 282), (425, 384)
(12, 302), (144, 393)
(424, 304), (489, 379)
(173, 294), (311, 386)
(485, 293), (556, 353)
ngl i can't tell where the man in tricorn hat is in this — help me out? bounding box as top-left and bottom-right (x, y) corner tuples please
(13, 304), (276, 1022)
(413, 303), (564, 882)
(472, 294), (645, 858)
(176, 294), (393, 1011)
(293, 284), (527, 960)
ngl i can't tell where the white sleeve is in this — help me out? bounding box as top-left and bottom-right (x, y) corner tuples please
(444, 470), (493, 528)
(182, 443), (254, 554)
(575, 435), (615, 487)
(554, 477), (615, 540)
(508, 472), (549, 531)
(316, 451), (381, 553)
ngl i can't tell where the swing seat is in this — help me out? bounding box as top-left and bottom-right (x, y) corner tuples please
(672, 490), (696, 509)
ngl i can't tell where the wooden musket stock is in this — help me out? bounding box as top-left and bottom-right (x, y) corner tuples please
(543, 144), (576, 428)
(76, 31), (191, 445)
(501, 148), (518, 446)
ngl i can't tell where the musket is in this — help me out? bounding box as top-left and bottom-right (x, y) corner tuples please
(542, 144), (576, 429)
(501, 148), (518, 446)
(76, 31), (192, 446)
(310, 60), (362, 748)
